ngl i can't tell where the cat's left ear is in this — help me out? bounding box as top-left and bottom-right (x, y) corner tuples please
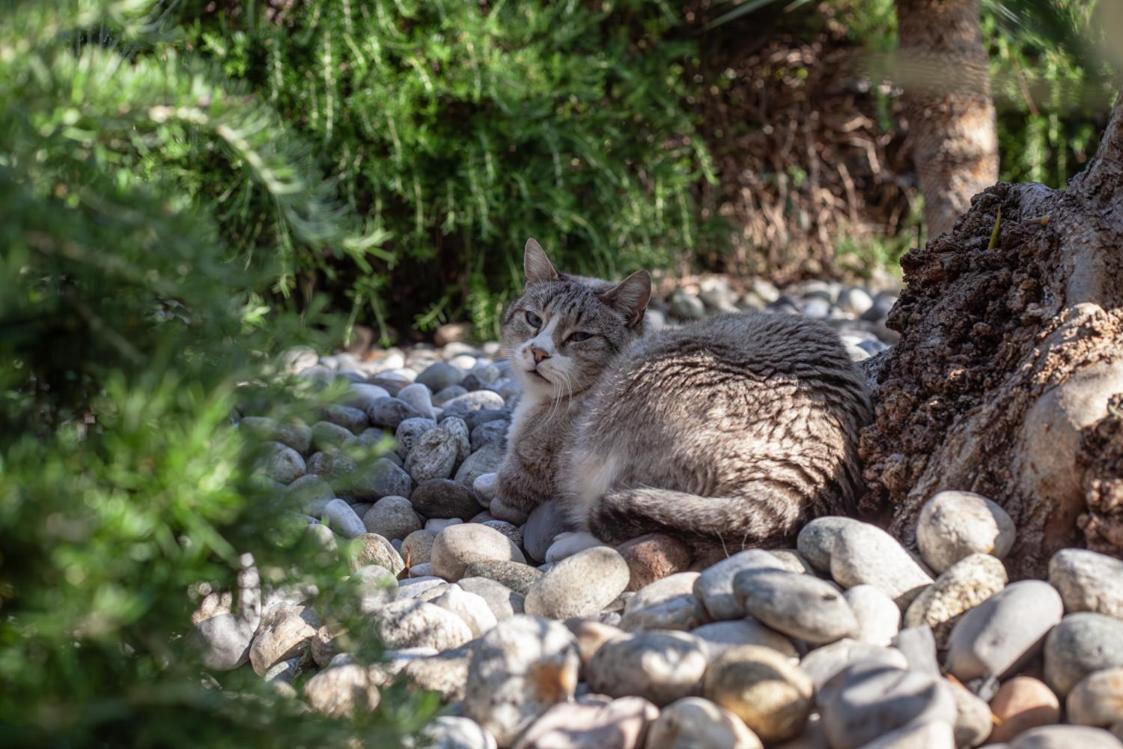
(600, 270), (651, 327)
(524, 238), (559, 285)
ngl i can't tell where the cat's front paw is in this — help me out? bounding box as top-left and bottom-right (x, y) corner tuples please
(489, 495), (531, 525)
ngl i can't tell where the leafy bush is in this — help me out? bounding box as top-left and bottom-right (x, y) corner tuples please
(0, 2), (428, 744)
(173, 0), (712, 339)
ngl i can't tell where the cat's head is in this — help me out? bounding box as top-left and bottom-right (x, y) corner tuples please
(502, 238), (651, 399)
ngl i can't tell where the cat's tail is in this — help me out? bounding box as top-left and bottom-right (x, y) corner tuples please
(585, 485), (805, 554)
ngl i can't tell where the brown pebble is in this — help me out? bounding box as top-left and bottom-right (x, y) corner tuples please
(617, 533), (692, 591)
(564, 618), (626, 667)
(989, 675), (1060, 742)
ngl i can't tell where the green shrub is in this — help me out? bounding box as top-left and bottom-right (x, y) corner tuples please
(0, 2), (428, 744)
(173, 0), (712, 339)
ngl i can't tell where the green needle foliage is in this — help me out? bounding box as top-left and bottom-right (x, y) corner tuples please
(174, 0), (712, 339)
(0, 2), (429, 745)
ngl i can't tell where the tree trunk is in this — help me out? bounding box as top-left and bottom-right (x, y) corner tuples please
(897, 0), (999, 238)
(860, 92), (1123, 578)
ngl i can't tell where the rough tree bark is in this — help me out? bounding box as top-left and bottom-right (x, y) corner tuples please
(897, 0), (999, 238)
(860, 92), (1123, 578)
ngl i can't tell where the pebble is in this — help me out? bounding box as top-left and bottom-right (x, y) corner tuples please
(417, 361), (464, 392)
(306, 449), (356, 481)
(695, 550), (788, 621)
(441, 391), (506, 421)
(844, 585), (901, 647)
(512, 695), (658, 749)
(412, 479), (484, 521)
(345, 383), (392, 412)
(375, 599), (474, 651)
(463, 616), (579, 746)
(323, 404), (369, 433)
(525, 547), (631, 620)
(249, 606), (319, 676)
(261, 442), (305, 484)
(800, 639), (909, 690)
(734, 568), (858, 644)
(1007, 725), (1123, 748)
(195, 612), (256, 671)
(796, 516), (864, 572)
(544, 531), (605, 563)
(397, 382), (437, 420)
(949, 678), (994, 749)
(431, 523), (526, 581)
(240, 415), (312, 453)
(396, 417), (437, 456)
(480, 519), (523, 548)
(620, 572), (706, 631)
(366, 396), (423, 429)
(522, 500), (570, 563)
(670, 288), (706, 320)
(311, 420), (354, 452)
(990, 676), (1061, 742)
(587, 630), (708, 706)
(1048, 549), (1123, 620)
(350, 564), (398, 614)
(402, 646), (472, 702)
(893, 626), (940, 676)
(904, 553), (1008, 648)
(916, 491), (1016, 573)
(347, 533), (405, 575)
(286, 474), (334, 510)
(471, 420), (508, 451)
(434, 385), (469, 405)
(433, 586), (499, 637)
(302, 663), (381, 717)
(646, 696), (764, 749)
(454, 444), (505, 486)
(1066, 667), (1123, 728)
(462, 560), (543, 595)
(818, 663), (956, 749)
(406, 426), (460, 482)
(362, 495), (422, 540)
(427, 517), (463, 533)
(946, 580), (1063, 682)
(858, 721), (955, 749)
(459, 577), (524, 621)
(837, 287), (874, 317)
(566, 619), (626, 666)
(826, 522), (933, 605)
(618, 533), (693, 591)
(400, 529), (436, 566)
(704, 644), (814, 743)
(443, 416), (472, 463)
(1045, 613), (1123, 696)
(415, 715), (497, 749)
(769, 549), (815, 574)
(691, 619), (800, 663)
(472, 471), (499, 502)
(320, 498), (366, 539)
(397, 576), (452, 601)
(336, 457), (413, 501)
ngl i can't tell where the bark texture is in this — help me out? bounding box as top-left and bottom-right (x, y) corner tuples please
(860, 94), (1123, 578)
(897, 0), (999, 238)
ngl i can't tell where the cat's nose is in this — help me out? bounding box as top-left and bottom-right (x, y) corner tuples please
(530, 346), (551, 364)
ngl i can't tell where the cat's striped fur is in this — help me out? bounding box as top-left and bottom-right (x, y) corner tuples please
(491, 239), (871, 558)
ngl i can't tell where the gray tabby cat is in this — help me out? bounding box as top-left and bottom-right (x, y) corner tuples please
(491, 239), (871, 559)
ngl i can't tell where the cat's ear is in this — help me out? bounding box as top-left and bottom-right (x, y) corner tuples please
(524, 238), (559, 285)
(600, 270), (651, 327)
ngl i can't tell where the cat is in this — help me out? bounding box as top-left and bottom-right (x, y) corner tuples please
(491, 238), (871, 560)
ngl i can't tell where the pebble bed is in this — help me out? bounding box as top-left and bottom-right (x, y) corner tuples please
(195, 278), (1123, 748)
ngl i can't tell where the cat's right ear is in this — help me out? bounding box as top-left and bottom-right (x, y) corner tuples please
(524, 238), (559, 285)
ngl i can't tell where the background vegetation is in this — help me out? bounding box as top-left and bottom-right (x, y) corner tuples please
(0, 0), (1114, 746)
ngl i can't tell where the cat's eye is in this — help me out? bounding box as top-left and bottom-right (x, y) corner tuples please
(568, 331), (593, 342)
(524, 310), (542, 329)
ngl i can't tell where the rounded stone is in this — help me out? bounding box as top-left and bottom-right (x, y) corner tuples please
(586, 630), (708, 707)
(431, 523), (526, 581)
(433, 586), (499, 638)
(1008, 725), (1123, 748)
(949, 677), (994, 749)
(319, 498), (366, 539)
(366, 396), (422, 429)
(362, 495), (422, 541)
(323, 404), (369, 433)
(511, 695), (658, 749)
(799, 639), (909, 690)
(818, 663), (957, 749)
(859, 721), (956, 748)
(695, 550), (787, 621)
(904, 552), (1008, 648)
(617, 533), (693, 591)
(1045, 613), (1123, 696)
(946, 580), (1063, 681)
(400, 529), (436, 566)
(827, 522), (933, 605)
(458, 577), (524, 621)
(565, 619), (627, 666)
(416, 715), (497, 749)
(480, 519), (523, 548)
(734, 568), (859, 644)
(917, 490), (1016, 573)
(441, 390), (506, 421)
(397, 382), (436, 420)
(374, 599), (474, 651)
(1067, 667), (1123, 728)
(286, 474), (335, 510)
(249, 607), (318, 676)
(796, 516), (864, 572)
(347, 533), (405, 576)
(463, 616), (579, 746)
(405, 427), (460, 482)
(261, 442), (305, 484)
(990, 676), (1061, 743)
(453, 444), (505, 487)
(522, 500), (571, 563)
(462, 560), (543, 595)
(620, 572), (706, 632)
(336, 457), (413, 501)
(302, 664), (381, 717)
(645, 697), (763, 749)
(703, 644), (814, 743)
(417, 361), (464, 392)
(844, 584), (901, 647)
(691, 620), (799, 663)
(524, 546), (631, 620)
(311, 420), (359, 453)
(412, 479), (484, 520)
(1049, 549), (1123, 620)
(395, 417), (437, 456)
